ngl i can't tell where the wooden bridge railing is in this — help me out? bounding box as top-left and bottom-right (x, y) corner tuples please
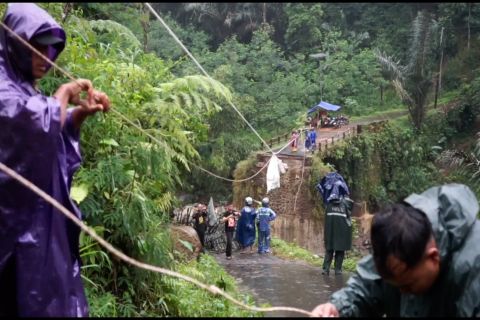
(317, 125), (358, 152)
(266, 127), (309, 149)
(261, 120), (387, 153)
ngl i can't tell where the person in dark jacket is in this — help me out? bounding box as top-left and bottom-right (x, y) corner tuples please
(0, 3), (110, 317)
(193, 203), (208, 252)
(308, 127), (317, 152)
(222, 204), (240, 260)
(322, 196), (353, 275)
(311, 183), (480, 317)
(316, 172), (353, 275)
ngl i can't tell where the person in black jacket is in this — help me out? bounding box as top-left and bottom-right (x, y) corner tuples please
(222, 204), (240, 260)
(193, 203), (208, 252)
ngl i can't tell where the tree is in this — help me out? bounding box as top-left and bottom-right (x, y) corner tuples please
(375, 10), (439, 130)
(283, 3), (325, 55)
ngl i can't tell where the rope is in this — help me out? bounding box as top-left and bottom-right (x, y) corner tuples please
(0, 162), (313, 316)
(0, 20), (268, 184)
(144, 3), (274, 155)
(192, 135), (296, 182)
(0, 20), (316, 316)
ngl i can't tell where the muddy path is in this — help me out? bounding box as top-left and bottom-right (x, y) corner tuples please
(214, 252), (350, 317)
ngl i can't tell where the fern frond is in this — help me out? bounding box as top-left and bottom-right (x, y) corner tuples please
(89, 19), (141, 49)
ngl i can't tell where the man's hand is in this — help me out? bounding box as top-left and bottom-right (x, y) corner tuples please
(75, 89), (111, 115)
(56, 79), (110, 113)
(57, 80), (111, 130)
(311, 303), (339, 317)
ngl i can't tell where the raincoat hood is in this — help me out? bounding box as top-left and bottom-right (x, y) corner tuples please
(316, 172), (350, 204)
(404, 183), (478, 263)
(0, 3), (66, 82)
(0, 4), (87, 316)
(330, 183), (480, 317)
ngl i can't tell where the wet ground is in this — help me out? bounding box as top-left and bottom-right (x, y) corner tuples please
(214, 252), (350, 317)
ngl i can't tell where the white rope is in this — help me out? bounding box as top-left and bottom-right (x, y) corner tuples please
(0, 162), (313, 316)
(0, 20), (316, 316)
(144, 3), (274, 155)
(0, 20), (266, 184)
(192, 135), (296, 182)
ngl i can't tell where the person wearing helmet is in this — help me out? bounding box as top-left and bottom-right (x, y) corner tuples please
(256, 197), (277, 254)
(222, 204), (240, 260)
(235, 196), (257, 253)
(0, 3), (110, 317)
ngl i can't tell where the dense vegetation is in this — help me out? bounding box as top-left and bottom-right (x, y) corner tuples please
(1, 2), (479, 316)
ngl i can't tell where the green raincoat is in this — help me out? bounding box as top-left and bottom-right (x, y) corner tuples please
(329, 184), (480, 317)
(324, 197), (353, 251)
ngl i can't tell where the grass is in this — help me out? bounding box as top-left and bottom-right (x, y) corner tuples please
(270, 237), (360, 273)
(165, 254), (263, 317)
(350, 108), (407, 124)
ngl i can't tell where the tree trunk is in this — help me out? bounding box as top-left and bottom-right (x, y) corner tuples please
(262, 3), (267, 24)
(468, 3), (471, 50)
(380, 85), (384, 105)
(433, 75), (439, 109)
(141, 6), (150, 52)
(436, 26), (444, 108)
(62, 3), (73, 24)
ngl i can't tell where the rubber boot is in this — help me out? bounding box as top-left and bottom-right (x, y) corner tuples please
(322, 250), (333, 275)
(334, 251), (345, 275)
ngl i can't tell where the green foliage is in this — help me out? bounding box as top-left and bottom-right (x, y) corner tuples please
(0, 3), (6, 17)
(318, 123), (444, 210)
(27, 3), (480, 316)
(271, 237), (358, 272)
(284, 3), (325, 54)
(89, 19), (142, 50)
(162, 254), (261, 317)
(375, 10), (440, 130)
(71, 183), (89, 204)
(35, 6), (247, 316)
(147, 15), (211, 61)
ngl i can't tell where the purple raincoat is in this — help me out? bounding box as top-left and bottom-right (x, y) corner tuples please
(0, 3), (88, 317)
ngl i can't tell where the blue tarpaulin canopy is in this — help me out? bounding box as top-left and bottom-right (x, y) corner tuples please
(307, 101), (341, 114)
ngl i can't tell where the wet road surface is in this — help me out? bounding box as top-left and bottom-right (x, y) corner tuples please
(214, 252), (350, 317)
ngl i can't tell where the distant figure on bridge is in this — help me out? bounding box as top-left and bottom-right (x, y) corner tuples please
(236, 197), (257, 253)
(256, 197), (277, 254)
(290, 130), (299, 152)
(311, 184), (480, 317)
(305, 132), (312, 150)
(222, 204), (240, 260)
(308, 127), (317, 152)
(316, 173), (353, 275)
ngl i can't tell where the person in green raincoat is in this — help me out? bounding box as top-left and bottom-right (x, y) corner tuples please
(322, 197), (354, 275)
(311, 183), (480, 317)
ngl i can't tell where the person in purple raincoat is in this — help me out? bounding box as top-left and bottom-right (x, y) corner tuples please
(0, 3), (110, 317)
